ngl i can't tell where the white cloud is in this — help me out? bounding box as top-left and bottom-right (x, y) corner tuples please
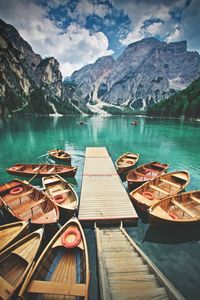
(0, 0), (113, 77)
(166, 27), (181, 43)
(146, 22), (164, 35)
(114, 0), (188, 45)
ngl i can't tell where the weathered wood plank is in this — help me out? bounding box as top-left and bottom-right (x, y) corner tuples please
(96, 226), (184, 300)
(27, 280), (86, 296)
(79, 147), (138, 223)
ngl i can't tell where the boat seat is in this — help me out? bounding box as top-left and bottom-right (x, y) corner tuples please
(131, 192), (152, 206)
(27, 280), (86, 296)
(52, 189), (71, 197)
(160, 179), (180, 188)
(151, 163), (163, 168)
(189, 195), (200, 205)
(171, 174), (187, 181)
(16, 198), (46, 214)
(44, 178), (61, 185)
(171, 199), (199, 220)
(144, 168), (158, 173)
(33, 167), (40, 172)
(135, 171), (151, 178)
(149, 184), (168, 195)
(0, 276), (14, 299)
(126, 154), (137, 159)
(5, 189), (34, 204)
(153, 206), (174, 220)
(47, 167), (55, 174)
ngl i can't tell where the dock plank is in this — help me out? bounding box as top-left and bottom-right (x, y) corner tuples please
(95, 226), (184, 300)
(79, 147), (138, 224)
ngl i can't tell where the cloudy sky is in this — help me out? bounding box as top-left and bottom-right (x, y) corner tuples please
(0, 0), (199, 77)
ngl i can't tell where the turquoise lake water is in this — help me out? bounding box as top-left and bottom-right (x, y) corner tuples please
(0, 115), (200, 299)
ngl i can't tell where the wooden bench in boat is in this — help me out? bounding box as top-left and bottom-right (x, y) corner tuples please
(171, 174), (187, 181)
(149, 185), (168, 195)
(0, 276), (14, 299)
(5, 189), (35, 204)
(153, 206), (174, 220)
(33, 167), (40, 172)
(134, 171), (150, 178)
(47, 167), (55, 174)
(171, 199), (199, 220)
(151, 163), (164, 168)
(52, 189), (71, 197)
(126, 154), (138, 159)
(144, 168), (159, 173)
(16, 198), (46, 214)
(44, 178), (61, 185)
(160, 179), (180, 188)
(189, 195), (200, 205)
(132, 192), (152, 206)
(27, 280), (86, 296)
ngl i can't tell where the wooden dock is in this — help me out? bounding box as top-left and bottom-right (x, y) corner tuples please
(95, 226), (184, 300)
(78, 147), (138, 225)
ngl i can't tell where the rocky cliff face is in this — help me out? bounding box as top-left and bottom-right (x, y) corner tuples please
(0, 19), (85, 116)
(71, 38), (200, 110)
(71, 56), (114, 102)
(1, 18), (200, 116)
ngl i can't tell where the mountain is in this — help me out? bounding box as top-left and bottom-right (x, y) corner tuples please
(0, 19), (88, 116)
(1, 18), (200, 117)
(146, 77), (200, 118)
(71, 38), (200, 110)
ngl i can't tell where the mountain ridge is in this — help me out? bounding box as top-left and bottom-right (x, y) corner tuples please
(1, 18), (200, 116)
(70, 37), (200, 110)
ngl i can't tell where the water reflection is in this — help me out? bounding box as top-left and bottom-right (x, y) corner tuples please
(0, 116), (200, 299)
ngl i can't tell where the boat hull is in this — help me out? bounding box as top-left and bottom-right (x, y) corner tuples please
(19, 217), (90, 299)
(0, 228), (43, 299)
(7, 164), (77, 177)
(48, 149), (71, 162)
(0, 221), (29, 252)
(115, 152), (139, 175)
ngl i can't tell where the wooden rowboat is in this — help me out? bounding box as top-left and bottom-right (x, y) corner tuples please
(127, 161), (169, 190)
(48, 149), (71, 162)
(18, 217), (90, 300)
(6, 163), (77, 177)
(0, 228), (43, 300)
(0, 179), (59, 224)
(131, 120), (138, 125)
(42, 175), (78, 212)
(0, 221), (29, 252)
(129, 171), (190, 211)
(115, 152), (139, 174)
(149, 190), (200, 226)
